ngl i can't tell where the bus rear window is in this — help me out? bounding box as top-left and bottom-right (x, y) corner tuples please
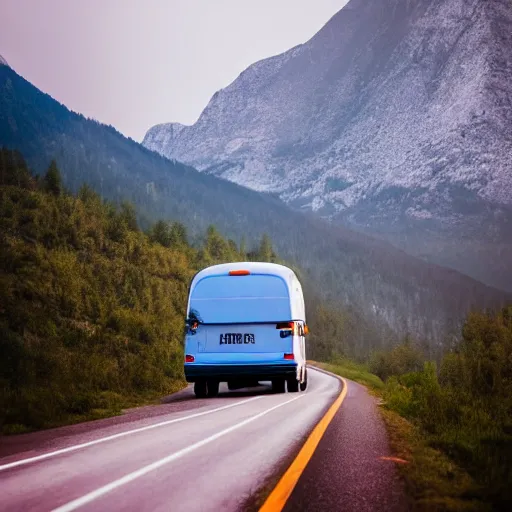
(189, 274), (291, 323)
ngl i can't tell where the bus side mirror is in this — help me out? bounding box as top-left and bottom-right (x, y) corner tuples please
(303, 324), (310, 336)
(185, 318), (199, 335)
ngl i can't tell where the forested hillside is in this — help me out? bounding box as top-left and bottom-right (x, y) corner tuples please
(0, 150), (353, 432)
(0, 64), (510, 349)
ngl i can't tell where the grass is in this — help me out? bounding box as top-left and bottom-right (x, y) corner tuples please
(310, 358), (384, 390)
(313, 360), (489, 511)
(2, 382), (187, 435)
(380, 409), (488, 511)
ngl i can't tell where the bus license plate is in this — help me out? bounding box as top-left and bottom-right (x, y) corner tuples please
(219, 333), (255, 345)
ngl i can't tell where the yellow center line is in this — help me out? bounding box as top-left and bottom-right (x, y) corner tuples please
(259, 371), (348, 512)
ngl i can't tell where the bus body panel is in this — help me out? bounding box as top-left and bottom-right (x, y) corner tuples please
(203, 324), (292, 354)
(183, 263), (307, 388)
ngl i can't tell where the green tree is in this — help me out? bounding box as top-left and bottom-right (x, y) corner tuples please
(369, 336), (424, 380)
(107, 211), (128, 243)
(205, 225), (229, 261)
(239, 236), (247, 259)
(169, 222), (188, 247)
(120, 201), (138, 232)
(150, 220), (171, 247)
(43, 160), (62, 195)
(257, 233), (275, 262)
(0, 148), (32, 188)
(78, 183), (99, 203)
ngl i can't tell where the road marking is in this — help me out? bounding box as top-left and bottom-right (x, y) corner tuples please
(0, 396), (263, 472)
(259, 370), (348, 512)
(52, 395), (305, 512)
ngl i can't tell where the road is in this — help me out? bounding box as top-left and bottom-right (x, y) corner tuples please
(0, 368), (339, 512)
(283, 376), (407, 511)
(0, 368), (406, 512)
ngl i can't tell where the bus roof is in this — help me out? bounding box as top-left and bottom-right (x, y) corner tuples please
(187, 262), (305, 323)
(190, 262), (299, 288)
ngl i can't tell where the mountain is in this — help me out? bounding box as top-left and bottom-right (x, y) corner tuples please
(1, 61), (510, 354)
(0, 55), (8, 67)
(143, 0), (512, 292)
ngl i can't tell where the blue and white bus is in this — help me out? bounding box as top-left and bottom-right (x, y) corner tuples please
(184, 262), (309, 398)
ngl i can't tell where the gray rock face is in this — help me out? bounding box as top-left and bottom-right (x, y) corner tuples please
(143, 0), (512, 290)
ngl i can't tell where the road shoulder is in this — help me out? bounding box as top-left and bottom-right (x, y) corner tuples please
(282, 375), (407, 511)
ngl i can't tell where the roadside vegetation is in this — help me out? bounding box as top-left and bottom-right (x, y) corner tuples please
(0, 149), (269, 433)
(0, 148), (349, 433)
(314, 358), (384, 390)
(319, 308), (512, 511)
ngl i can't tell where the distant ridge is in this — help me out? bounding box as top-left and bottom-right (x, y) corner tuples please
(0, 54), (9, 67)
(143, 0), (512, 292)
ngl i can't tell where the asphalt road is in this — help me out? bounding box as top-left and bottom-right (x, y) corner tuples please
(0, 368), (340, 512)
(283, 375), (407, 512)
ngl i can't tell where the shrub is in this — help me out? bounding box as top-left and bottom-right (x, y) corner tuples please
(370, 336), (424, 380)
(380, 307), (512, 509)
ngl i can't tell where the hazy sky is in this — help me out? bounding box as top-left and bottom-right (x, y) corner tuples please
(0, 0), (348, 141)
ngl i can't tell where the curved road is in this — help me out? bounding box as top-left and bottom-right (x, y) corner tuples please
(283, 374), (406, 511)
(0, 369), (339, 511)
(0, 368), (405, 511)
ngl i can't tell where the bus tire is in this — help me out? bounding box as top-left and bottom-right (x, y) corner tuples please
(272, 378), (285, 393)
(287, 377), (299, 393)
(300, 369), (308, 391)
(227, 380), (238, 391)
(206, 379), (219, 398)
(194, 380), (207, 398)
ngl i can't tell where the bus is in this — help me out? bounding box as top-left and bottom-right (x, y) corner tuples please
(183, 262), (309, 398)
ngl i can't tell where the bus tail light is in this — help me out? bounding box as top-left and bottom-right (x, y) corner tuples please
(277, 322), (295, 338)
(229, 270), (250, 276)
(284, 353), (295, 360)
(185, 354), (195, 363)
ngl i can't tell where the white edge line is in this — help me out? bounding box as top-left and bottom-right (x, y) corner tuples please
(0, 396), (263, 472)
(52, 394), (304, 512)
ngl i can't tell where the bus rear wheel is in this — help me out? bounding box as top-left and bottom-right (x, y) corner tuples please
(300, 370), (308, 391)
(206, 379), (219, 397)
(194, 380), (207, 398)
(272, 378), (285, 393)
(287, 378), (299, 393)
(227, 380), (239, 391)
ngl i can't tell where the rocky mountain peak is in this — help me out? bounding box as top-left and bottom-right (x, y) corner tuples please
(143, 0), (512, 291)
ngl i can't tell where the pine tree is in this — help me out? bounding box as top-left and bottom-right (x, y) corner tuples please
(206, 225), (228, 261)
(169, 222), (188, 247)
(258, 233), (275, 262)
(150, 220), (171, 247)
(239, 236), (247, 259)
(78, 183), (98, 203)
(0, 148), (31, 188)
(44, 160), (62, 195)
(120, 201), (138, 232)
